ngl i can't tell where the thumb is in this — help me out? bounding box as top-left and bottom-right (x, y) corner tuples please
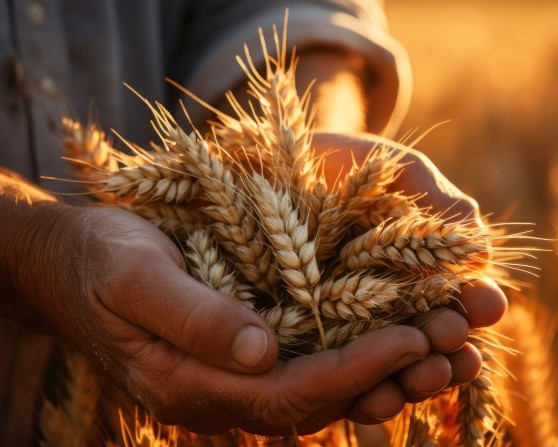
(104, 255), (278, 374)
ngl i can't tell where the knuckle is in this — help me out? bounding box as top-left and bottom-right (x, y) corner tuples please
(179, 298), (220, 353)
(390, 325), (429, 356)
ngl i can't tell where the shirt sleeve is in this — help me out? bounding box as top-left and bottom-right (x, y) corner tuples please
(179, 0), (412, 134)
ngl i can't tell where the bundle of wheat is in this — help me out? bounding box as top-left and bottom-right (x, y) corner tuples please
(43, 15), (542, 447)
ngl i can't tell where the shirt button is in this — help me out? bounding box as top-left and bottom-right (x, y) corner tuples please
(27, 3), (46, 26)
(39, 76), (57, 95)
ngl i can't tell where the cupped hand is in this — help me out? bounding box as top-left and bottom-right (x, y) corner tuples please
(5, 131), (507, 436)
(311, 132), (507, 419)
(4, 204), (436, 435)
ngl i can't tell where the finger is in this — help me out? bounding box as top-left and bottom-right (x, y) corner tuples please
(270, 326), (428, 419)
(347, 378), (405, 424)
(246, 326), (428, 427)
(396, 353), (452, 403)
(407, 308), (469, 353)
(159, 325), (429, 430)
(388, 147), (482, 224)
(454, 279), (508, 328)
(103, 251), (278, 374)
(447, 342), (483, 385)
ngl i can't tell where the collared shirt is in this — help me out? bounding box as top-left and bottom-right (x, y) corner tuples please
(0, 1), (410, 445)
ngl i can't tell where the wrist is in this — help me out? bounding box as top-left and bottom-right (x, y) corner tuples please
(0, 177), (81, 331)
(296, 48), (368, 133)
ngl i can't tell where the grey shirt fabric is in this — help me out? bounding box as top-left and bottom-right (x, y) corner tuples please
(0, 1), (410, 445)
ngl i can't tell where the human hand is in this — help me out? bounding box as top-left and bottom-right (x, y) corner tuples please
(0, 191), (504, 436)
(0, 202), (427, 435)
(311, 131), (507, 405)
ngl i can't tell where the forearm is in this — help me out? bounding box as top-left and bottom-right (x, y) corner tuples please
(295, 47), (396, 135)
(295, 48), (368, 133)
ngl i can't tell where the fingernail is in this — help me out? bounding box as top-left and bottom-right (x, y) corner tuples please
(232, 325), (268, 368)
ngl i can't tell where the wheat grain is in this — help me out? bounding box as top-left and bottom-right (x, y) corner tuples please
(316, 272), (402, 321)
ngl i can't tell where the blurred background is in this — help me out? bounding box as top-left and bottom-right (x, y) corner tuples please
(385, 0), (558, 315)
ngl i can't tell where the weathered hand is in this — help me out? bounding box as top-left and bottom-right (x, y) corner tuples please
(0, 202), (443, 435)
(312, 132), (507, 413)
(0, 152), (505, 435)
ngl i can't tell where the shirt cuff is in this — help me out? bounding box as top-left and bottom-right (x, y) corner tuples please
(183, 3), (412, 135)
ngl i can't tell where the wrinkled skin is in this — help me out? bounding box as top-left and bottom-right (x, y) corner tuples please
(1, 133), (506, 436)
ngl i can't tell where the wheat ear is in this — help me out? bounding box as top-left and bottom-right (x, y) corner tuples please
(398, 273), (462, 315)
(307, 180), (347, 263)
(339, 144), (406, 209)
(258, 304), (316, 352)
(183, 228), (255, 309)
(62, 118), (119, 177)
(494, 297), (558, 447)
(214, 22), (318, 196)
(166, 126), (281, 297)
(99, 154), (199, 205)
(456, 329), (511, 447)
(246, 173), (327, 349)
(339, 215), (488, 274)
(39, 351), (100, 447)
